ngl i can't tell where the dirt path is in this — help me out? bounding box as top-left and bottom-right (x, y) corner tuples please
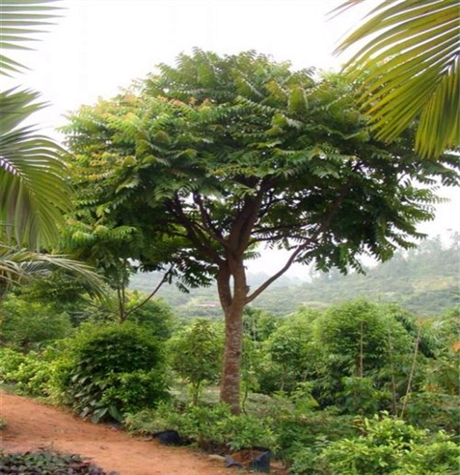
(0, 392), (230, 475)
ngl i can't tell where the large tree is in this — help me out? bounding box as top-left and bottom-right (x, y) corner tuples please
(334, 0), (459, 158)
(63, 50), (460, 412)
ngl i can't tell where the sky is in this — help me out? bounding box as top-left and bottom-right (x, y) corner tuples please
(6, 0), (459, 278)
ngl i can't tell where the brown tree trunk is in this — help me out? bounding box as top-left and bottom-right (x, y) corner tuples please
(220, 302), (245, 413)
(218, 259), (248, 414)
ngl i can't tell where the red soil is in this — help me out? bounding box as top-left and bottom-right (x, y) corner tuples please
(0, 392), (230, 475)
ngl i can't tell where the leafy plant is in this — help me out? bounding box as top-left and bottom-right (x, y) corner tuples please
(0, 294), (73, 351)
(0, 449), (117, 474)
(126, 402), (276, 452)
(316, 414), (460, 475)
(52, 322), (169, 422)
(168, 319), (223, 405)
(335, 0), (459, 158)
(0, 347), (56, 397)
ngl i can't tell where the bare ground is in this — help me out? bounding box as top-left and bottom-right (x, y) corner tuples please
(0, 392), (232, 475)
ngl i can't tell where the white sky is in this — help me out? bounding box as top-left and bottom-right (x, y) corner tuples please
(5, 0), (459, 278)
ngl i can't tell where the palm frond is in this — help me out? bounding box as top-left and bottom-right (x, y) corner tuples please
(0, 244), (107, 299)
(0, 0), (60, 76)
(0, 88), (71, 248)
(334, 0), (460, 157)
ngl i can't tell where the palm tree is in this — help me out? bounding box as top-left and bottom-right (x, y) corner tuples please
(0, 0), (70, 249)
(0, 0), (105, 298)
(334, 0), (459, 158)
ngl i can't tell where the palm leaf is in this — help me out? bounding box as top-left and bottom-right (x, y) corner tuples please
(333, 0), (460, 157)
(0, 244), (107, 300)
(0, 88), (71, 248)
(0, 0), (60, 75)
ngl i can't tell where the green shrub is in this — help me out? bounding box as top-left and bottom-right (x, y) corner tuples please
(124, 401), (177, 434)
(126, 402), (276, 452)
(11, 356), (52, 397)
(273, 410), (356, 460)
(0, 348), (27, 382)
(310, 414), (460, 475)
(402, 390), (460, 436)
(52, 322), (169, 422)
(0, 450), (117, 474)
(168, 319), (223, 405)
(0, 294), (73, 351)
(0, 348), (56, 397)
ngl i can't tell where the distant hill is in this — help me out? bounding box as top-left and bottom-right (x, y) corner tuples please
(129, 235), (459, 318)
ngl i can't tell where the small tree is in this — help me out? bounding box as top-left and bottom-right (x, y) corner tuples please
(63, 50), (460, 412)
(168, 319), (223, 405)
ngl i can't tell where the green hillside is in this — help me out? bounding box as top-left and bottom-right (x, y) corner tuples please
(130, 235), (459, 317)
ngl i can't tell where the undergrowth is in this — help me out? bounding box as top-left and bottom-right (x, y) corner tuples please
(0, 449), (117, 474)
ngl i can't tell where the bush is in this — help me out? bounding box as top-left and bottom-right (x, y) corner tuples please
(402, 390), (460, 436)
(0, 450), (117, 474)
(168, 319), (223, 405)
(0, 348), (56, 397)
(295, 414), (460, 475)
(52, 322), (169, 422)
(126, 402), (276, 452)
(0, 348), (27, 382)
(0, 294), (73, 351)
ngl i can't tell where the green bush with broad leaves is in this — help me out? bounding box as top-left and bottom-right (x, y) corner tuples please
(0, 347), (57, 397)
(289, 413), (460, 475)
(51, 322), (169, 422)
(125, 402), (276, 452)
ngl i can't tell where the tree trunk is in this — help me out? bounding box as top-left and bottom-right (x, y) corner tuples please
(220, 302), (245, 413)
(218, 259), (248, 414)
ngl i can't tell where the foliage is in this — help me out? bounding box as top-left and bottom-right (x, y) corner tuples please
(335, 0), (459, 158)
(51, 323), (169, 422)
(243, 307), (279, 342)
(312, 300), (418, 411)
(315, 414), (460, 475)
(0, 346), (60, 397)
(267, 400), (356, 460)
(0, 449), (117, 474)
(0, 293), (72, 351)
(0, 0), (71, 249)
(0, 243), (106, 303)
(402, 390), (460, 436)
(126, 402), (276, 452)
(0, 1), (105, 304)
(0, 347), (28, 381)
(15, 269), (105, 324)
(126, 294), (175, 340)
(63, 48), (460, 411)
(168, 319), (223, 404)
(263, 310), (318, 393)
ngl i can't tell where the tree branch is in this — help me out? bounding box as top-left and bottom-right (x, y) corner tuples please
(167, 196), (224, 265)
(192, 192), (228, 247)
(247, 172), (356, 303)
(123, 264), (175, 320)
